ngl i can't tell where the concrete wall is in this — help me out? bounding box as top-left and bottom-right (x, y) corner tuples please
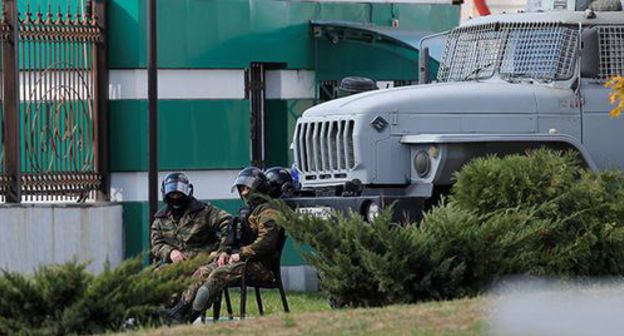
(281, 266), (319, 292)
(0, 203), (123, 274)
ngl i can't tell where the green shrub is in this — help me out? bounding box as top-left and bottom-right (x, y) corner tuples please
(279, 149), (624, 307)
(530, 170), (624, 276)
(353, 210), (431, 304)
(0, 253), (213, 335)
(278, 205), (386, 307)
(451, 149), (581, 213)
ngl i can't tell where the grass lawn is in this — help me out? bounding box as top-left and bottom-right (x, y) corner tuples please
(117, 291), (485, 335)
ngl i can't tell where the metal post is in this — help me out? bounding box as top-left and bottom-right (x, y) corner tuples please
(147, 0), (158, 223)
(94, 0), (109, 201)
(249, 63), (265, 168)
(419, 47), (430, 85)
(2, 0), (21, 203)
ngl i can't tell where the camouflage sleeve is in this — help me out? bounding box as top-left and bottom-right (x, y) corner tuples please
(207, 205), (232, 252)
(240, 208), (280, 260)
(150, 218), (175, 262)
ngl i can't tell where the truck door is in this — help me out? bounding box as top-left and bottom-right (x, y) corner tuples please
(580, 25), (624, 170)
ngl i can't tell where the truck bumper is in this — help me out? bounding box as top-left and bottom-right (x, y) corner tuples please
(284, 195), (426, 223)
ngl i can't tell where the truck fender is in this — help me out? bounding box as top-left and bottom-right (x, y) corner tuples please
(401, 133), (598, 186)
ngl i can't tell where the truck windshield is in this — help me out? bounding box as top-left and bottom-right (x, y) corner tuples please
(437, 22), (578, 82)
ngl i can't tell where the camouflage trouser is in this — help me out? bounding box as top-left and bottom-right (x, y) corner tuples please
(181, 261), (219, 303)
(181, 260), (274, 312)
(152, 252), (218, 307)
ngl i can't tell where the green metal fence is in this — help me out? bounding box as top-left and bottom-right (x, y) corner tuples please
(0, 0), (106, 203)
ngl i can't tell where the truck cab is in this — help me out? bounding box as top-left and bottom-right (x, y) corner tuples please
(287, 6), (624, 222)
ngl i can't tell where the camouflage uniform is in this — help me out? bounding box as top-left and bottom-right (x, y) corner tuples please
(182, 199), (281, 311)
(150, 197), (231, 265)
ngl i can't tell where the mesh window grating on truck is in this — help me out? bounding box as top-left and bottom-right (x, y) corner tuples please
(437, 23), (501, 82)
(438, 22), (579, 82)
(597, 26), (624, 81)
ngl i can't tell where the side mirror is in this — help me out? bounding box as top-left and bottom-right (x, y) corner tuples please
(581, 27), (600, 78)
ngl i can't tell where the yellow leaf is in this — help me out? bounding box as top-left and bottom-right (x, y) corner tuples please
(607, 76), (624, 118)
(610, 94), (617, 104)
(609, 108), (621, 118)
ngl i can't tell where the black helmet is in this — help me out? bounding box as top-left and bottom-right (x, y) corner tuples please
(231, 167), (270, 196)
(161, 172), (193, 209)
(265, 166), (295, 198)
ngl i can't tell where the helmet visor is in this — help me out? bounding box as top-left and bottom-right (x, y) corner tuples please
(231, 175), (257, 193)
(163, 181), (190, 197)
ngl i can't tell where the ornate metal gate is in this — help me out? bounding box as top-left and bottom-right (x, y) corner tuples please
(0, 0), (107, 203)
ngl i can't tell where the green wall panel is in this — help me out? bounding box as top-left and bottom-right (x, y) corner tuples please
(282, 239), (309, 266)
(109, 0), (146, 69)
(379, 4), (461, 32)
(265, 99), (314, 168)
(109, 0), (459, 69)
(122, 201), (151, 258)
(121, 199), (307, 267)
(316, 40), (420, 81)
(109, 100), (250, 171)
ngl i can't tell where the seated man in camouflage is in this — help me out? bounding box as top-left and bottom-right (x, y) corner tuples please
(166, 166), (289, 323)
(151, 173), (231, 266)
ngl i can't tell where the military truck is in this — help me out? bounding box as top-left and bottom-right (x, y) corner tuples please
(287, 4), (624, 222)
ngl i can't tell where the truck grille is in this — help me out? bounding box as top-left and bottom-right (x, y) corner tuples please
(294, 119), (356, 179)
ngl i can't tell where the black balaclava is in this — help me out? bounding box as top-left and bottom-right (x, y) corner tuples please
(166, 193), (190, 220)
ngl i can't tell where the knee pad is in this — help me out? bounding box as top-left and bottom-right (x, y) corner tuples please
(192, 286), (211, 312)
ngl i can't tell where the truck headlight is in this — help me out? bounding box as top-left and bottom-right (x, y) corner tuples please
(365, 201), (381, 222)
(413, 150), (431, 178)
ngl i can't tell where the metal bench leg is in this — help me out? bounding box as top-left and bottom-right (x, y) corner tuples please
(240, 283), (247, 319)
(224, 288), (233, 320)
(278, 282), (290, 313)
(212, 291), (222, 321)
(255, 287), (264, 315)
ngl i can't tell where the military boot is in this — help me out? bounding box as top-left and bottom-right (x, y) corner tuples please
(166, 299), (191, 325)
(188, 309), (204, 324)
